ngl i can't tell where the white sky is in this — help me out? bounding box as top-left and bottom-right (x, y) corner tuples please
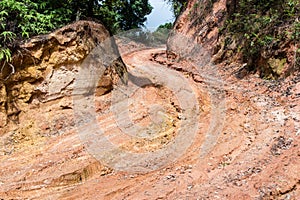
(145, 0), (174, 30)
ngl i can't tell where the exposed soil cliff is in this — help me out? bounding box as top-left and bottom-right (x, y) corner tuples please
(0, 20), (124, 130)
(0, 21), (124, 197)
(168, 0), (299, 79)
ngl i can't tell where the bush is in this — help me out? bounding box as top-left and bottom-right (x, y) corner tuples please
(223, 0), (299, 69)
(0, 0), (72, 63)
(0, 0), (153, 64)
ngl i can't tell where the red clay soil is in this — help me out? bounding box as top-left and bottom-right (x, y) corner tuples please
(0, 48), (299, 199)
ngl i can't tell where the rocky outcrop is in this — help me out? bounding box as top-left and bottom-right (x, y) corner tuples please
(0, 20), (126, 130)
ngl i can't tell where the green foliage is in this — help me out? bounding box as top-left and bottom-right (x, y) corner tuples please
(165, 0), (187, 17)
(0, 48), (12, 62)
(156, 22), (173, 31)
(152, 22), (173, 43)
(223, 0), (300, 65)
(115, 0), (153, 31)
(81, 0), (152, 33)
(0, 0), (72, 63)
(292, 21), (300, 40)
(0, 0), (153, 63)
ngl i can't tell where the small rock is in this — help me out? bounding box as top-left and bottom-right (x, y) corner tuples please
(230, 102), (238, 110)
(187, 184), (193, 190)
(165, 174), (176, 181)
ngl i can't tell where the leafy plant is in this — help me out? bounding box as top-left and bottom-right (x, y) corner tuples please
(164, 0), (187, 18)
(0, 48), (12, 62)
(0, 0), (73, 63)
(222, 0), (299, 72)
(0, 0), (153, 64)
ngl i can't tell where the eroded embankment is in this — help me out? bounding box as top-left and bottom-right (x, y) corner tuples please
(1, 20), (300, 199)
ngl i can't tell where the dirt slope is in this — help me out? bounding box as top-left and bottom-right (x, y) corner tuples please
(170, 0), (299, 79)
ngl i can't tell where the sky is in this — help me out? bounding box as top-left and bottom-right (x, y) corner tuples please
(145, 0), (174, 31)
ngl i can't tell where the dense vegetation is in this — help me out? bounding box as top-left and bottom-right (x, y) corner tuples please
(0, 0), (152, 63)
(222, 0), (300, 78)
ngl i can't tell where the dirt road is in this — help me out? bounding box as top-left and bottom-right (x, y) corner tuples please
(1, 47), (299, 199)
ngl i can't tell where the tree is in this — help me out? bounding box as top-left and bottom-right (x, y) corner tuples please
(0, 0), (153, 63)
(164, 0), (187, 18)
(118, 0), (153, 30)
(0, 0), (72, 63)
(92, 0), (152, 33)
